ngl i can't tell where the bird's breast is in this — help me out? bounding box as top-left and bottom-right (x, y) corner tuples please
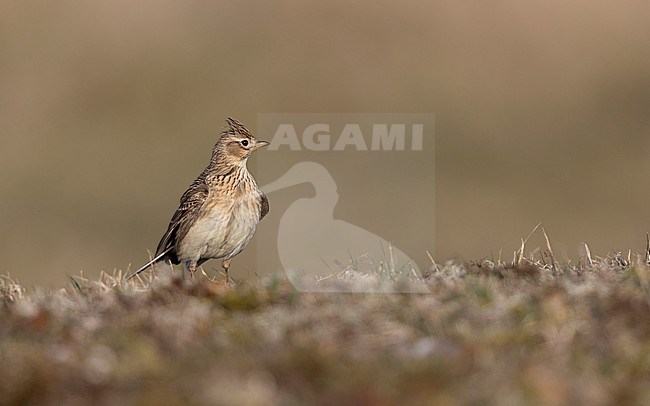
(178, 190), (262, 262)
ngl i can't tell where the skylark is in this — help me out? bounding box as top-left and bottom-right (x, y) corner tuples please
(126, 117), (269, 280)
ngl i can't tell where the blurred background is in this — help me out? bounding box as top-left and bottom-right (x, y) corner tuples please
(1, 0), (649, 286)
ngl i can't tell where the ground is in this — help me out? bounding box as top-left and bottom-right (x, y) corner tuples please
(1, 252), (650, 405)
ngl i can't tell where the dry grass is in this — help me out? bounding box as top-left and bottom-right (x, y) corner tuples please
(2, 249), (650, 405)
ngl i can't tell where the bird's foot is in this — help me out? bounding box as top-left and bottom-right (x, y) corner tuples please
(225, 274), (238, 286)
(186, 261), (197, 280)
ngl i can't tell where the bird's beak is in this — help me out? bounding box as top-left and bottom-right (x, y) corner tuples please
(253, 140), (270, 150)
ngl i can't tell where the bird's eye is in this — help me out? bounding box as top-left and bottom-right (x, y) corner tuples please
(240, 139), (249, 147)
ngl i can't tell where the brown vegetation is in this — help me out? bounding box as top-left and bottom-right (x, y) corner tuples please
(2, 250), (650, 405)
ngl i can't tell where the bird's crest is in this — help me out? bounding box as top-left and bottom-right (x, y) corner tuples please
(224, 117), (253, 138)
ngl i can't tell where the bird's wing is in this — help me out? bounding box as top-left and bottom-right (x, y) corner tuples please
(154, 169), (210, 262)
(259, 190), (269, 220)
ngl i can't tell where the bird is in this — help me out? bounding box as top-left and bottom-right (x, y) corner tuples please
(126, 117), (269, 281)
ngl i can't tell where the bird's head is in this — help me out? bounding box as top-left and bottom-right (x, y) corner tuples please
(213, 117), (269, 165)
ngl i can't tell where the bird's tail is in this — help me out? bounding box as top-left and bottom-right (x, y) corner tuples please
(125, 247), (173, 281)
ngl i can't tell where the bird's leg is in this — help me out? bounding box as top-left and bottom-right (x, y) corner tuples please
(186, 260), (197, 280)
(221, 259), (236, 285)
(222, 259), (231, 281)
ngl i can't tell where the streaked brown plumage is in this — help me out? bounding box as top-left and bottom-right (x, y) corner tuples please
(127, 117), (269, 280)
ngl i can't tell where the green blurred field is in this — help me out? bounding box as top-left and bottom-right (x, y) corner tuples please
(2, 247), (650, 405)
